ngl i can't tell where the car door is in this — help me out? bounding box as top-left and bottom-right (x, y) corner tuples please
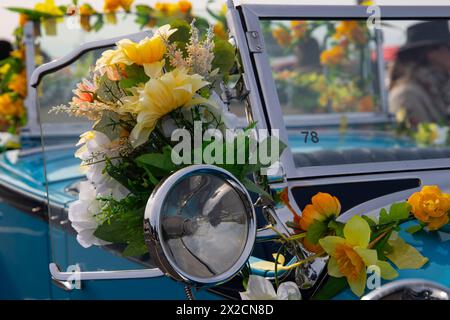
(28, 14), (223, 300)
(227, 3), (450, 297)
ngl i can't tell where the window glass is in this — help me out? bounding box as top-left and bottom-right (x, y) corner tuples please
(261, 19), (450, 167)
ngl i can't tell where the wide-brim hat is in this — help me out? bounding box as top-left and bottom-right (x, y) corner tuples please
(398, 20), (450, 54)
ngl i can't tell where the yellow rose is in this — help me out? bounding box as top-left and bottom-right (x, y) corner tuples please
(408, 186), (450, 230)
(122, 68), (209, 147)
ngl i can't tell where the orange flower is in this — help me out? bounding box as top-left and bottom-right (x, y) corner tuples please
(0, 94), (25, 118)
(19, 14), (28, 27)
(408, 186), (450, 230)
(297, 192), (341, 231)
(178, 0), (192, 14)
(79, 3), (96, 16)
(320, 45), (345, 66)
(291, 21), (308, 40)
(213, 23), (228, 40)
(272, 27), (291, 48)
(333, 21), (367, 45)
(358, 95), (374, 112)
(72, 79), (97, 104)
(8, 71), (27, 97)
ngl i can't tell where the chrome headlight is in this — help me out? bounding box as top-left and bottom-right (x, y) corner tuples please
(144, 165), (256, 287)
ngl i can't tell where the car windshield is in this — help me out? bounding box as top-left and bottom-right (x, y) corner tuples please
(261, 18), (450, 168)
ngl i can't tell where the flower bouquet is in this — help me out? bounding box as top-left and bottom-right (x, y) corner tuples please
(52, 21), (282, 257)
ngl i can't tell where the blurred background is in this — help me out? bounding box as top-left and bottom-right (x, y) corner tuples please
(1, 0), (450, 42)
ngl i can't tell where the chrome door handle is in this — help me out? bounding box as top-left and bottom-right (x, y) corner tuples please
(49, 263), (164, 282)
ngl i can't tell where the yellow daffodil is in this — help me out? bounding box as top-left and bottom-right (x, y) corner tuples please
(408, 186), (450, 230)
(319, 216), (398, 297)
(34, 0), (64, 16)
(11, 49), (24, 61)
(122, 68), (209, 147)
(297, 192), (341, 231)
(8, 71), (27, 97)
(213, 23), (228, 40)
(96, 25), (176, 78)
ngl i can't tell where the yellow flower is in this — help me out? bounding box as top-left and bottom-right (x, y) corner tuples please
(320, 45), (345, 66)
(291, 21), (308, 40)
(8, 71), (27, 97)
(272, 27), (291, 48)
(34, 0), (64, 16)
(319, 216), (398, 297)
(104, 0), (120, 13)
(155, 2), (179, 15)
(19, 14), (28, 27)
(0, 94), (25, 118)
(122, 68), (209, 147)
(178, 0), (192, 14)
(11, 49), (25, 61)
(333, 21), (367, 45)
(297, 192), (341, 231)
(96, 25), (176, 77)
(408, 186), (450, 230)
(0, 64), (10, 75)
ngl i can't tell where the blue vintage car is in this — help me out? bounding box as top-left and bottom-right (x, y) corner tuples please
(0, 2), (449, 300)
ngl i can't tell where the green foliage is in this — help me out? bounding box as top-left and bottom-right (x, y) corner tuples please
(136, 146), (178, 173)
(379, 202), (411, 225)
(312, 277), (348, 300)
(120, 65), (149, 89)
(212, 39), (235, 75)
(96, 74), (125, 104)
(306, 220), (328, 244)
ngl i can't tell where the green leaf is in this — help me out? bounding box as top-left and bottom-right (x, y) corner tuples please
(123, 241), (148, 257)
(379, 202), (411, 225)
(406, 224), (423, 234)
(328, 220), (344, 237)
(169, 19), (191, 44)
(94, 218), (128, 243)
(361, 215), (376, 227)
(312, 277), (348, 300)
(92, 14), (104, 32)
(120, 65), (149, 89)
(242, 177), (272, 199)
(136, 146), (177, 173)
(212, 39), (235, 75)
(306, 220), (328, 244)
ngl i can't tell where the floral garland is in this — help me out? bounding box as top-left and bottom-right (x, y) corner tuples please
(52, 20), (279, 256)
(0, 0), (225, 150)
(244, 185), (450, 299)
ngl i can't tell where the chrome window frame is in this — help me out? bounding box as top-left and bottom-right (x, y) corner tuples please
(227, 2), (450, 180)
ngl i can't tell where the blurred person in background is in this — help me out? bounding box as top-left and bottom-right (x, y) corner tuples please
(389, 20), (450, 126)
(0, 40), (13, 60)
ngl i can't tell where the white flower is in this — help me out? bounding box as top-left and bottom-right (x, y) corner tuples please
(203, 91), (239, 130)
(239, 275), (302, 300)
(0, 132), (20, 149)
(68, 180), (128, 248)
(75, 130), (120, 187)
(433, 126), (449, 146)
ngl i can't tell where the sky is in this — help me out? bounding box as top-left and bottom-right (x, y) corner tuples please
(0, 0), (449, 41)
